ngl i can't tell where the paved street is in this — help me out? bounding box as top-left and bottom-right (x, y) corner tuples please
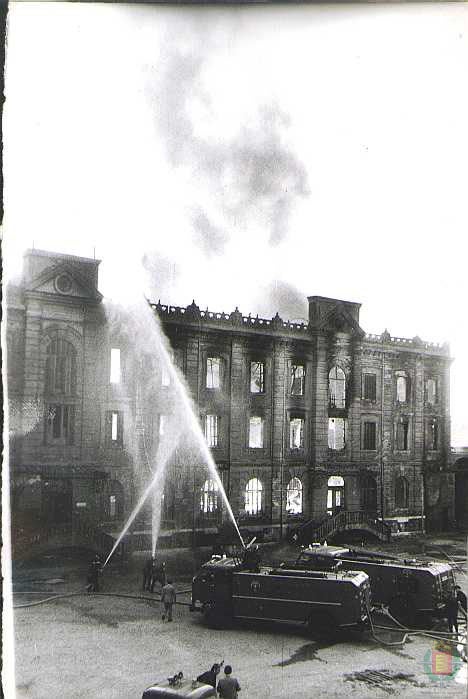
(10, 538), (468, 698)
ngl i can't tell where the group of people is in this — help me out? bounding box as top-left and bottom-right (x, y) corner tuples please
(142, 556), (167, 594)
(197, 663), (241, 699)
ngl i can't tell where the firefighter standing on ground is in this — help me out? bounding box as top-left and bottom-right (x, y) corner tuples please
(217, 665), (241, 699)
(161, 579), (176, 622)
(87, 555), (102, 593)
(445, 592), (459, 634)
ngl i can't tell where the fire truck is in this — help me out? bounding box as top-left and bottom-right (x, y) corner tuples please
(190, 549), (371, 634)
(287, 545), (455, 624)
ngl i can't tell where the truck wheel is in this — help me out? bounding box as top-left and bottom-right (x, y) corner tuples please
(307, 611), (337, 638)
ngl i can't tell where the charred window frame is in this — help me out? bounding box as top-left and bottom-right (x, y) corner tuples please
(395, 476), (409, 509)
(289, 416), (305, 450)
(427, 418), (439, 451)
(250, 361), (265, 394)
(200, 479), (219, 515)
(396, 372), (411, 404)
(45, 404), (75, 445)
(362, 373), (377, 401)
(206, 356), (223, 390)
(329, 366), (346, 408)
(245, 477), (263, 515)
(290, 363), (305, 396)
(395, 416), (410, 451)
(362, 421), (377, 451)
(205, 414), (220, 448)
(286, 477), (303, 515)
(45, 338), (77, 396)
(249, 415), (264, 449)
(426, 378), (437, 405)
(328, 417), (347, 450)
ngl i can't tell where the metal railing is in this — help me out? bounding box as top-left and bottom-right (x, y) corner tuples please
(293, 510), (391, 544)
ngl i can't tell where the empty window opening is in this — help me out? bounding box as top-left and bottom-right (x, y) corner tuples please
(290, 418), (304, 449)
(200, 479), (219, 514)
(363, 373), (377, 401)
(329, 366), (346, 408)
(290, 364), (305, 396)
(395, 476), (409, 509)
(426, 378), (437, 405)
(46, 337), (77, 395)
(286, 477), (303, 515)
(110, 348), (121, 384)
(249, 416), (264, 448)
(328, 417), (346, 450)
(362, 421), (377, 450)
(396, 417), (409, 451)
(46, 404), (75, 444)
(428, 418), (439, 450)
(159, 415), (166, 437)
(245, 477), (263, 515)
(109, 495), (116, 518)
(111, 412), (118, 441)
(250, 362), (265, 393)
(206, 357), (222, 389)
(396, 375), (409, 403)
(205, 415), (219, 448)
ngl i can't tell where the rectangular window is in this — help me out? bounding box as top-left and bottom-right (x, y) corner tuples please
(206, 357), (221, 389)
(363, 373), (377, 401)
(159, 415), (166, 437)
(110, 348), (121, 384)
(161, 365), (171, 387)
(328, 418), (346, 450)
(290, 418), (304, 449)
(249, 416), (264, 448)
(362, 421), (377, 450)
(250, 361), (265, 393)
(205, 415), (219, 448)
(291, 364), (305, 396)
(396, 418), (409, 451)
(46, 404), (75, 445)
(106, 410), (123, 445)
(426, 378), (437, 405)
(109, 495), (116, 518)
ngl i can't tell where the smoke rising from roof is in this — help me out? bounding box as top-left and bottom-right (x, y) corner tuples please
(151, 44), (309, 251)
(142, 251), (180, 300)
(255, 280), (308, 322)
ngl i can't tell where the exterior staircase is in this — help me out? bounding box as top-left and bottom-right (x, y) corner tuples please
(290, 510), (392, 546)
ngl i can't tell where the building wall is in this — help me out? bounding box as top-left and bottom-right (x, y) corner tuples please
(8, 250), (454, 553)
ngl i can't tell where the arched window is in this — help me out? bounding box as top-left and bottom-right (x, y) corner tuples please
(286, 477), (303, 515)
(45, 337), (77, 395)
(329, 366), (346, 409)
(245, 478), (263, 515)
(200, 479), (219, 514)
(396, 374), (409, 403)
(44, 335), (77, 445)
(395, 476), (409, 509)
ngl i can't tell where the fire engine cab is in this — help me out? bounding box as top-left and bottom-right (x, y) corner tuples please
(191, 550), (371, 633)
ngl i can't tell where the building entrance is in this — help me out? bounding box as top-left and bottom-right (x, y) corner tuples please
(327, 476), (345, 516)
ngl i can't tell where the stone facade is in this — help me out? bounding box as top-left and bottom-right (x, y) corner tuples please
(7, 249), (454, 555)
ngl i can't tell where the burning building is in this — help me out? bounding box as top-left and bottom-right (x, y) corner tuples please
(6, 249), (455, 557)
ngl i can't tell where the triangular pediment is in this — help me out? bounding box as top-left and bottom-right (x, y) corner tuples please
(27, 261), (103, 301)
(319, 302), (365, 337)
